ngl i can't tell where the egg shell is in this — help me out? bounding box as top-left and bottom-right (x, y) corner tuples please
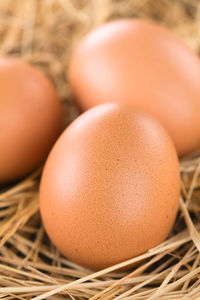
(69, 19), (200, 157)
(0, 58), (63, 185)
(40, 103), (180, 271)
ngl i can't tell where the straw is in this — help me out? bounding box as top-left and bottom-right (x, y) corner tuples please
(0, 0), (200, 299)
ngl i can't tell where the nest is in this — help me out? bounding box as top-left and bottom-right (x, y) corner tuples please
(1, 0), (200, 299)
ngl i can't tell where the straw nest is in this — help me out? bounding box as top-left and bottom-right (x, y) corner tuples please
(1, 0), (200, 299)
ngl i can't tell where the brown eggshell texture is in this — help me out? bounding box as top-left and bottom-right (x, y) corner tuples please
(40, 103), (180, 271)
(0, 58), (63, 185)
(69, 19), (200, 157)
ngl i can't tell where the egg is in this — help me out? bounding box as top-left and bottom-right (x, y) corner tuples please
(68, 19), (200, 157)
(40, 103), (180, 271)
(0, 58), (63, 185)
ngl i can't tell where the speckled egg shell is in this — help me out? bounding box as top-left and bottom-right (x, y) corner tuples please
(40, 103), (180, 270)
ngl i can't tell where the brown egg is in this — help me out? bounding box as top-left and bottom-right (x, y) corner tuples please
(40, 103), (180, 271)
(68, 19), (200, 157)
(0, 58), (63, 185)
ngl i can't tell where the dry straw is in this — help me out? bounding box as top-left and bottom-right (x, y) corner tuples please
(0, 0), (200, 299)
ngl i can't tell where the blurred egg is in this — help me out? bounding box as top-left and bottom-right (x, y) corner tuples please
(0, 58), (63, 185)
(69, 19), (200, 157)
(40, 103), (180, 270)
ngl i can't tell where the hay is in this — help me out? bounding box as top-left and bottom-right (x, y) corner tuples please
(0, 0), (200, 299)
